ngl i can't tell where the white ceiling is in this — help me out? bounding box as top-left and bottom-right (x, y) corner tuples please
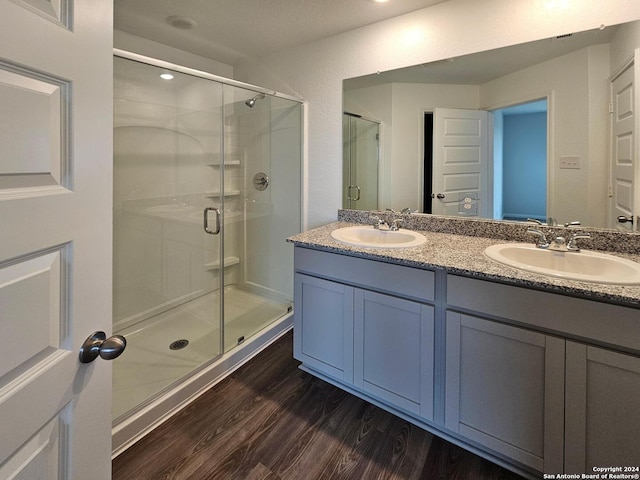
(114, 0), (448, 65)
(344, 24), (619, 89)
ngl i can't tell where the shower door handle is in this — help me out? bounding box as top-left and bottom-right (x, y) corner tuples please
(204, 207), (221, 235)
(347, 185), (361, 201)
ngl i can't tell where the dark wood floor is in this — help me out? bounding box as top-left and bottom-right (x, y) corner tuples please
(113, 331), (525, 480)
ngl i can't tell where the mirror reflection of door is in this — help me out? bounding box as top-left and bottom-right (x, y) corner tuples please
(431, 108), (490, 217)
(343, 113), (380, 210)
(426, 102), (547, 221)
(609, 56), (637, 232)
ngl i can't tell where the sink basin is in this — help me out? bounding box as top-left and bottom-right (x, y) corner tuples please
(330, 226), (426, 249)
(484, 243), (640, 285)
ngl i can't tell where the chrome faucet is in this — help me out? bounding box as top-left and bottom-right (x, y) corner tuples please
(526, 219), (590, 252)
(387, 207), (416, 215)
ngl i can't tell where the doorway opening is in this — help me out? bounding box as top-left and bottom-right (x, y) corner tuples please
(423, 112), (434, 213)
(424, 101), (547, 220)
(492, 99), (548, 222)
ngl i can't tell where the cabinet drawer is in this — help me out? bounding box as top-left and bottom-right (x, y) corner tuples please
(447, 274), (640, 353)
(295, 247), (434, 303)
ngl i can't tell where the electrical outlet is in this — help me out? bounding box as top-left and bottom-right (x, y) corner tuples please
(559, 155), (580, 169)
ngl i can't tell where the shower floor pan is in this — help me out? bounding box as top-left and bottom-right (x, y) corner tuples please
(112, 285), (289, 420)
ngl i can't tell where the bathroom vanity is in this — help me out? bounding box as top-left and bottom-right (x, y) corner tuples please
(288, 217), (640, 479)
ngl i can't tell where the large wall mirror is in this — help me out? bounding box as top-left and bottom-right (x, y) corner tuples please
(343, 20), (640, 231)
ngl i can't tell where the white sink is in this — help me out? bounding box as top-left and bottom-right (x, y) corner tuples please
(484, 243), (640, 285)
(331, 226), (426, 249)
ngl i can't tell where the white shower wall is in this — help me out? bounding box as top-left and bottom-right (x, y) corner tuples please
(114, 65), (225, 327)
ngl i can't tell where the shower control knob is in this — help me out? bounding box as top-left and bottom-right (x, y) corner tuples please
(79, 331), (127, 363)
(253, 172), (269, 191)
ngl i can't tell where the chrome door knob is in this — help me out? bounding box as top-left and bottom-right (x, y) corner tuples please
(79, 331), (127, 363)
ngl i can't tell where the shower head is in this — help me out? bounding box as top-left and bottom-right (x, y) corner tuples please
(245, 93), (265, 108)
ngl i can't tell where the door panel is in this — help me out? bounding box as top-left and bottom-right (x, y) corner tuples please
(0, 249), (66, 379)
(565, 342), (640, 472)
(293, 273), (354, 383)
(0, 0), (113, 478)
(610, 56), (637, 231)
(433, 108), (489, 217)
(353, 290), (434, 420)
(445, 312), (565, 473)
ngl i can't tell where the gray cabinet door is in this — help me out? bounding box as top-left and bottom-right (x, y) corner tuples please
(565, 342), (640, 473)
(293, 273), (354, 383)
(354, 290), (435, 420)
(445, 312), (565, 473)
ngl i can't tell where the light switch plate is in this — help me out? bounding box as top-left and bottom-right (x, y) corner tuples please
(559, 155), (580, 169)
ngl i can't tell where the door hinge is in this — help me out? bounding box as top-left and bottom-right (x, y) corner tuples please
(608, 185), (613, 197)
(375, 133), (380, 141)
(609, 102), (615, 114)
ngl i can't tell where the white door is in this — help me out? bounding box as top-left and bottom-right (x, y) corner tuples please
(610, 54), (638, 231)
(433, 108), (490, 217)
(0, 1), (114, 479)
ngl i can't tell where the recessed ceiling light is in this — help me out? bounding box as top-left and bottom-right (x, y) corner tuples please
(165, 15), (197, 30)
(372, 0), (390, 3)
(160, 73), (174, 80)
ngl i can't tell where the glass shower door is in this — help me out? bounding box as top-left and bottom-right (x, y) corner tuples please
(221, 85), (302, 352)
(112, 56), (224, 420)
(343, 114), (380, 210)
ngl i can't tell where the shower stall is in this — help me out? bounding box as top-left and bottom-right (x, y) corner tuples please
(342, 113), (379, 210)
(112, 53), (302, 452)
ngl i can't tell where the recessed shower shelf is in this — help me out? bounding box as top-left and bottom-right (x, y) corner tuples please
(205, 256), (240, 270)
(205, 190), (241, 197)
(205, 160), (241, 166)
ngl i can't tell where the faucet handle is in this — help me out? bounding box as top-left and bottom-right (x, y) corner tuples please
(526, 227), (550, 248)
(564, 221), (581, 227)
(369, 215), (383, 229)
(567, 232), (590, 252)
(390, 218), (403, 231)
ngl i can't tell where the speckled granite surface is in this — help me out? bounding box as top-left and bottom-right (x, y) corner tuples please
(338, 209), (640, 253)
(287, 218), (640, 308)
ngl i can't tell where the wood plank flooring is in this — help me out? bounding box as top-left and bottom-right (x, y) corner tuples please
(112, 331), (525, 480)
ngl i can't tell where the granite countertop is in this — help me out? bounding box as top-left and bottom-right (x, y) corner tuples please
(287, 221), (640, 308)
